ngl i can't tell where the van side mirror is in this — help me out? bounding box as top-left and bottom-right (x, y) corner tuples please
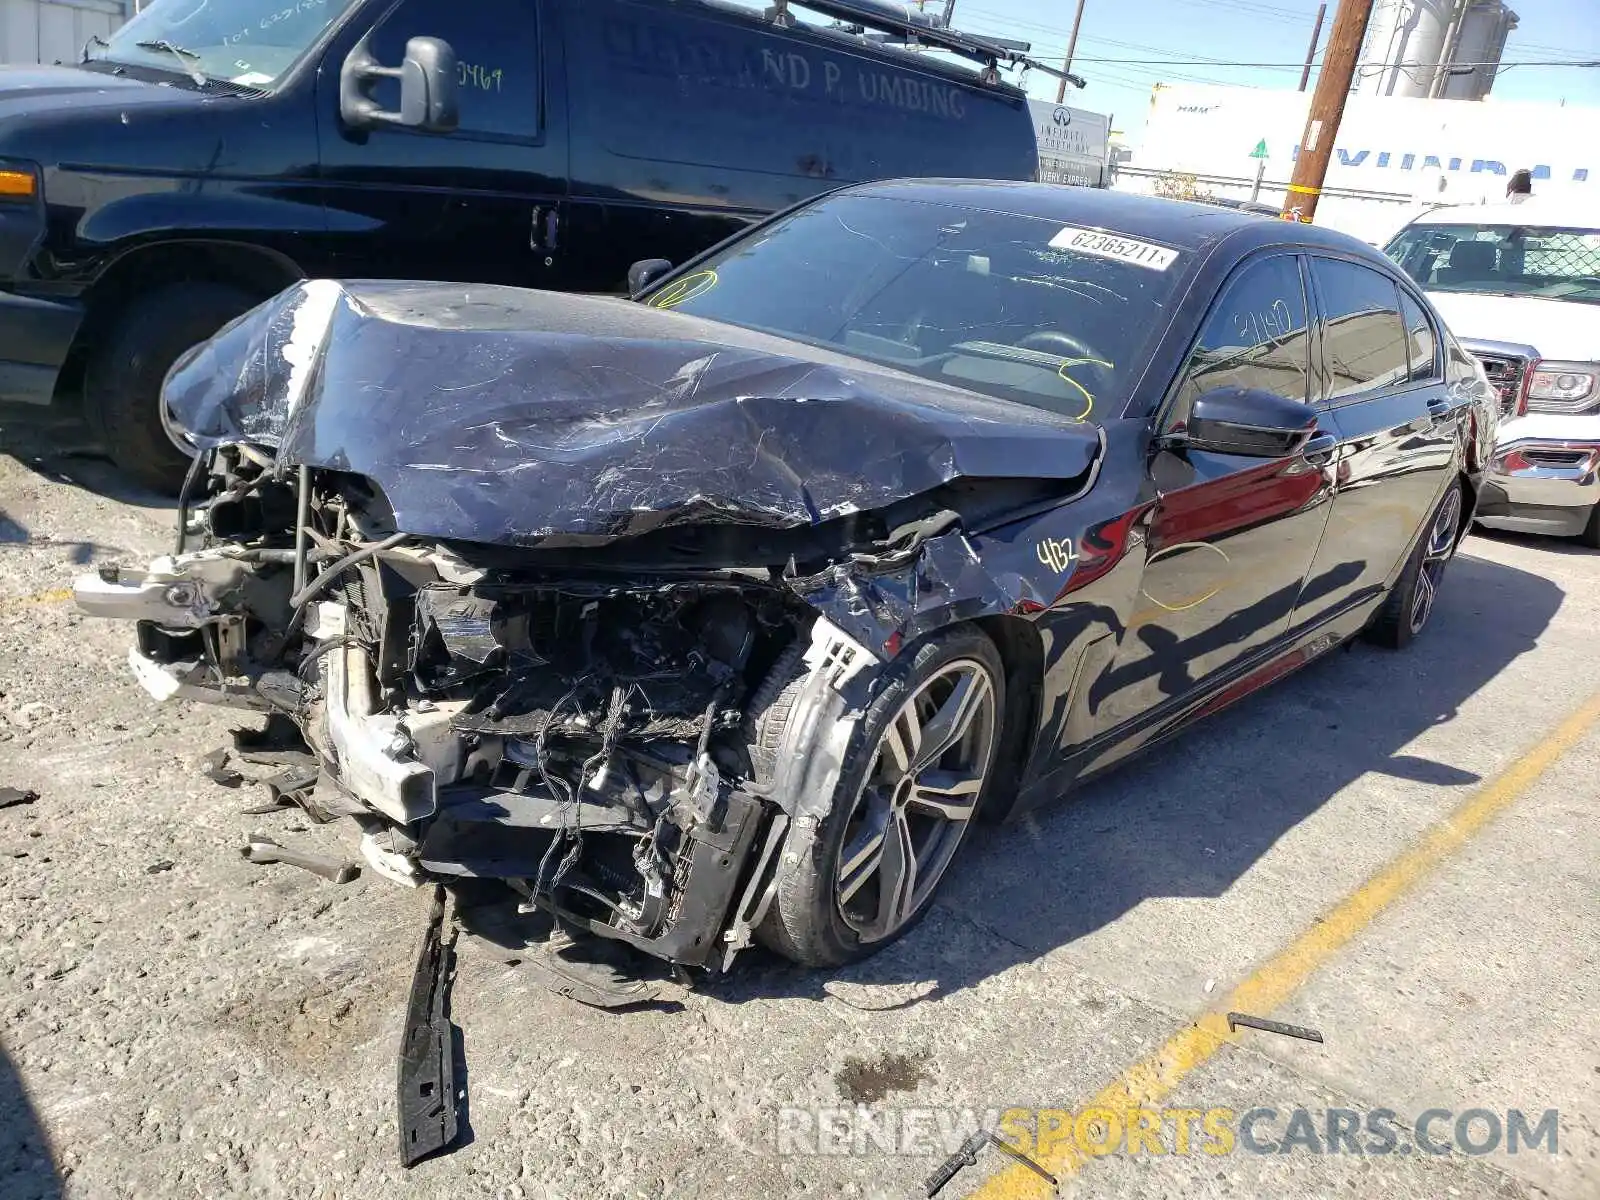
(628, 259), (675, 299)
(339, 34), (459, 133)
(1178, 386), (1317, 457)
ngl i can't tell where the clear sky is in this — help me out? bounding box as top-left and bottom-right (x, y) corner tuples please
(938, 0), (1600, 139)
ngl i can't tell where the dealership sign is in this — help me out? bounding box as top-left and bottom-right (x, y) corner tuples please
(1029, 100), (1111, 187)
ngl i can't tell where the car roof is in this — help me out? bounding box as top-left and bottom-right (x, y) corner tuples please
(1407, 197), (1600, 231)
(843, 178), (1390, 261)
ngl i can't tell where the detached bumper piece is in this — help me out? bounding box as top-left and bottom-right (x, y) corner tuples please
(398, 886), (461, 1167)
(418, 776), (765, 970)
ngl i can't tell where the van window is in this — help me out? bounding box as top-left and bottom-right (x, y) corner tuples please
(368, 0), (541, 141)
(89, 0), (363, 88)
(1173, 255), (1312, 417)
(1312, 259), (1410, 400)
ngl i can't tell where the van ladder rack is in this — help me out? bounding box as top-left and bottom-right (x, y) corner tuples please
(764, 0), (1086, 89)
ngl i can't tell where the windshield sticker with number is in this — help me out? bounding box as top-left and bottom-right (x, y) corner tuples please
(1048, 227), (1180, 272)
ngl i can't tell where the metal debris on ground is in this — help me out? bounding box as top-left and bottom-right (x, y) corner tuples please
(925, 1129), (1058, 1197)
(398, 885), (462, 1167)
(199, 748), (244, 788)
(239, 833), (360, 884)
(0, 787), (39, 809)
(519, 928), (689, 1010)
(1226, 1012), (1325, 1044)
(239, 797), (294, 816)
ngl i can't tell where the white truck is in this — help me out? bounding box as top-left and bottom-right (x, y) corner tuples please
(1384, 198), (1600, 545)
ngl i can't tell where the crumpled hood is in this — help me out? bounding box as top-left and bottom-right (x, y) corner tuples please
(164, 279), (1102, 547)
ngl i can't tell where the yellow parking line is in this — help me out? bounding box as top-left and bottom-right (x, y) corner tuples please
(972, 686), (1600, 1198)
(0, 586), (72, 610)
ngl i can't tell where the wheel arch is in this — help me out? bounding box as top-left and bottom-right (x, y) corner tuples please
(55, 239), (304, 402)
(971, 613), (1045, 824)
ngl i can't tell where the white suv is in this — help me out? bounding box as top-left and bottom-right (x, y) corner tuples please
(1386, 198), (1600, 546)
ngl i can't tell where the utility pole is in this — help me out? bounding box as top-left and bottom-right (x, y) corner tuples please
(1298, 3), (1327, 91)
(1281, 0), (1375, 223)
(1054, 0), (1087, 103)
(1428, 0), (1468, 98)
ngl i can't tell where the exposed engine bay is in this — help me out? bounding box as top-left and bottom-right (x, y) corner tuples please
(75, 447), (877, 971)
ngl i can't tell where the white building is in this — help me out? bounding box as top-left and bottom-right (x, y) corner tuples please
(1119, 82), (1598, 244)
(2, 0), (128, 67)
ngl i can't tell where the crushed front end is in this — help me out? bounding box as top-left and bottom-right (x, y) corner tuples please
(71, 278), (1105, 974)
(75, 448), (829, 970)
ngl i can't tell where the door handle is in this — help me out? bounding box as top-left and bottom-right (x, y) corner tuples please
(1302, 431), (1338, 463)
(530, 207), (560, 256)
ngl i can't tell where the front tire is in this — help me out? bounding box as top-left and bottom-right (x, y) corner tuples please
(83, 282), (259, 496)
(1366, 483), (1463, 650)
(749, 626), (1006, 968)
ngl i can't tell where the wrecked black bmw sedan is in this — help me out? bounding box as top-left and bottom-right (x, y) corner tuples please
(73, 180), (1495, 974)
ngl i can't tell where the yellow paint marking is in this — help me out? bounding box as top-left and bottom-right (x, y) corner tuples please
(0, 587), (73, 610)
(972, 686), (1600, 1198)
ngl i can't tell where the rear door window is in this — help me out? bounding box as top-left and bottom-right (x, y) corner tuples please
(1311, 258), (1410, 400)
(1399, 291), (1440, 384)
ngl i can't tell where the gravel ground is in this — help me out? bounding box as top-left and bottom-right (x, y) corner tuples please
(2, 417), (1595, 1200)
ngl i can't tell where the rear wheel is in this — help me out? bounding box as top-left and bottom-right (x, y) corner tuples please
(1366, 483), (1463, 650)
(748, 626), (1005, 967)
(83, 282), (259, 496)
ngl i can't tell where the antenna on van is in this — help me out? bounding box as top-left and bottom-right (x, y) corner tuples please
(764, 0), (1086, 89)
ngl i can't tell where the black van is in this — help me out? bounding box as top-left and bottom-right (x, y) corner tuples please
(0, 0), (1043, 492)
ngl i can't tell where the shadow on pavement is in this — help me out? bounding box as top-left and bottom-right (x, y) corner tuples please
(1470, 522), (1597, 558)
(704, 548), (1564, 1007)
(0, 1040), (63, 1200)
(0, 400), (175, 514)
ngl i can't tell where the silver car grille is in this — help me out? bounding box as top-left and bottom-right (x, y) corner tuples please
(1469, 351), (1527, 416)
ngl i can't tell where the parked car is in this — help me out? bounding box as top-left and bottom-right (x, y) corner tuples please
(1385, 198), (1600, 546)
(73, 181), (1493, 979)
(0, 0), (1043, 494)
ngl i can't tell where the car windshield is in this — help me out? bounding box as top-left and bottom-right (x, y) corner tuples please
(86, 0), (360, 89)
(1385, 221), (1600, 306)
(643, 192), (1185, 423)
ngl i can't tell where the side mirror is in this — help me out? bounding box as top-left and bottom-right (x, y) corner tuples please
(1179, 386), (1317, 457)
(628, 258), (674, 299)
(339, 34), (459, 133)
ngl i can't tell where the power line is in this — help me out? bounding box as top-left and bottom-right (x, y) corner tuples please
(955, 11), (1331, 73)
(1181, 0), (1316, 25)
